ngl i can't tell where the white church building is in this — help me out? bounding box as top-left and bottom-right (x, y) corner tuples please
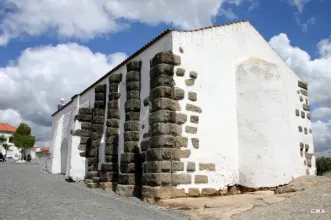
(49, 21), (315, 201)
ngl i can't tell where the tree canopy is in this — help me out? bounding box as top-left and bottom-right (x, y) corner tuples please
(12, 123), (35, 151)
(316, 156), (331, 175)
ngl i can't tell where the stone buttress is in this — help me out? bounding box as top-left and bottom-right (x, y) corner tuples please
(142, 51), (193, 203)
(98, 73), (123, 190)
(116, 61), (143, 197)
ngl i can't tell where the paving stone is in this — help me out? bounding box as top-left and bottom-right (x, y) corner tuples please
(78, 144), (86, 151)
(300, 96), (303, 102)
(92, 132), (103, 140)
(88, 149), (98, 157)
(149, 110), (183, 124)
(146, 148), (172, 161)
(172, 149), (191, 160)
(301, 111), (305, 119)
(105, 155), (118, 162)
(295, 109), (299, 116)
(307, 113), (310, 120)
(86, 183), (98, 188)
(150, 52), (181, 67)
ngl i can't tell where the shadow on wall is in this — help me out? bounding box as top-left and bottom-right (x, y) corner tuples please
(60, 138), (69, 175)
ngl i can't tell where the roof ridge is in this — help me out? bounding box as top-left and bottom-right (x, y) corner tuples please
(170, 20), (249, 33)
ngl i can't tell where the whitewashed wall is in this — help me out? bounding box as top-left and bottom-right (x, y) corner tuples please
(171, 21), (315, 190)
(50, 33), (172, 180)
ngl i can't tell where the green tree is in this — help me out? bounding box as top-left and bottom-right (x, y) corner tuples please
(316, 156), (331, 175)
(12, 123), (35, 161)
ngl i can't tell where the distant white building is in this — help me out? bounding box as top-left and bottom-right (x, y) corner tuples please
(0, 123), (36, 160)
(49, 21), (316, 201)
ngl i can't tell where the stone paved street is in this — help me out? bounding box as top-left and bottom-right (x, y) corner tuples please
(0, 163), (187, 220)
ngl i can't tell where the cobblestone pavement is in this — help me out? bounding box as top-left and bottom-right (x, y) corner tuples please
(0, 163), (187, 220)
(232, 182), (331, 220)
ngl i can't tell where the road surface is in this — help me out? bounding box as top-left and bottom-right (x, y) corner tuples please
(0, 163), (187, 220)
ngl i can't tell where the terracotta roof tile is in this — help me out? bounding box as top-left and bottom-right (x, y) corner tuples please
(0, 123), (16, 133)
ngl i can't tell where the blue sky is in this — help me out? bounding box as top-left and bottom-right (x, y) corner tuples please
(0, 0), (330, 154)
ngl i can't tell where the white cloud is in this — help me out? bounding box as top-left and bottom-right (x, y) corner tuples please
(287, 0), (312, 12)
(318, 37), (331, 58)
(0, 43), (127, 145)
(0, 0), (256, 46)
(269, 33), (331, 153)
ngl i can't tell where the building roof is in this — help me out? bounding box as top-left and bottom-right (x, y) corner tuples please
(0, 123), (16, 133)
(51, 20), (250, 117)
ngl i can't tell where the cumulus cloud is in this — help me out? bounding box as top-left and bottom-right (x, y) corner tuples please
(0, 43), (127, 145)
(0, 0), (256, 46)
(269, 33), (331, 154)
